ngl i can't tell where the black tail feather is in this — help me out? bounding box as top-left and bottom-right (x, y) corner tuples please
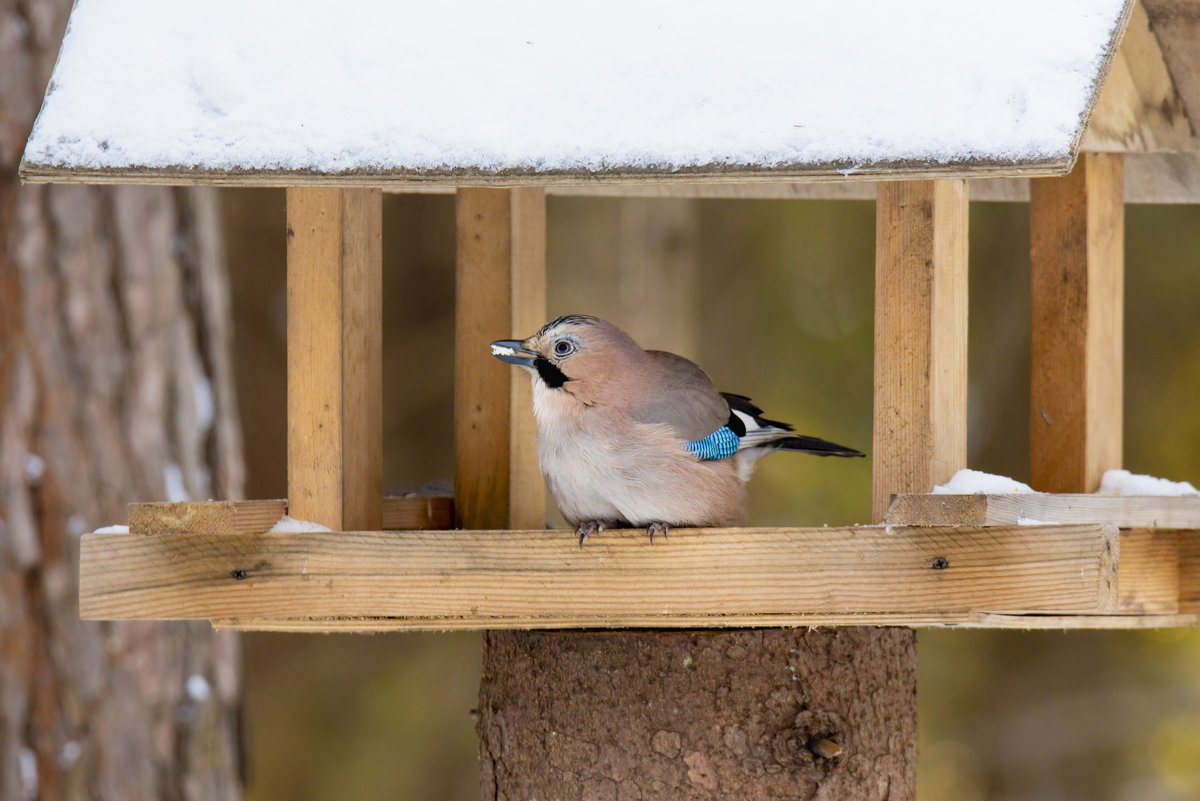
(775, 435), (864, 458)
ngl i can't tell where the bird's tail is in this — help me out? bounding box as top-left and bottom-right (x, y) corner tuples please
(773, 435), (864, 458)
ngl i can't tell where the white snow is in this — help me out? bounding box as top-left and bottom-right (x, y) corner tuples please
(933, 469), (1038, 495)
(490, 344), (519, 358)
(268, 515), (333, 533)
(1097, 469), (1199, 496)
(92, 524), (129, 534)
(23, 0), (1127, 176)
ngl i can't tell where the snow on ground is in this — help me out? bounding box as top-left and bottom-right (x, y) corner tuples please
(1097, 469), (1199, 496)
(933, 469), (1038, 494)
(24, 0), (1126, 174)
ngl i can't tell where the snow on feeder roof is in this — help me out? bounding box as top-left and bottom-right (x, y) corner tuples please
(21, 0), (1133, 186)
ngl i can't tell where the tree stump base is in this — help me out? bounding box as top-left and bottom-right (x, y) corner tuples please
(479, 628), (916, 800)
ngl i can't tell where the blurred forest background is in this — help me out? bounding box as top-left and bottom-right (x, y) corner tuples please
(220, 190), (1200, 801)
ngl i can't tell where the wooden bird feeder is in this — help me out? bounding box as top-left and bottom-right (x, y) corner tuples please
(18, 0), (1200, 794)
(21, 0), (1200, 796)
(21, 0), (1200, 630)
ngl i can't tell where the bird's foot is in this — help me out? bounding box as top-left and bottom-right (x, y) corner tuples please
(647, 522), (669, 543)
(576, 520), (605, 548)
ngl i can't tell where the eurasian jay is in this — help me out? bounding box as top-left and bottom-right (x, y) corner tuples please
(491, 315), (863, 542)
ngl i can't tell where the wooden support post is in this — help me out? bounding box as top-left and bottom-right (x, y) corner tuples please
(454, 188), (547, 530)
(1030, 153), (1124, 493)
(873, 180), (969, 521)
(286, 187), (383, 530)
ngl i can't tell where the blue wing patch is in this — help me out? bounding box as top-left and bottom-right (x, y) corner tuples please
(684, 426), (741, 460)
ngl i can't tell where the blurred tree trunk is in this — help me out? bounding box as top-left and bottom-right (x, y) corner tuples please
(1, 1), (245, 799)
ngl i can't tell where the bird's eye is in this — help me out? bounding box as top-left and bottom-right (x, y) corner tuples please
(553, 340), (575, 357)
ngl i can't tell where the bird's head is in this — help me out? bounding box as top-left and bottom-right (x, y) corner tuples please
(491, 315), (640, 404)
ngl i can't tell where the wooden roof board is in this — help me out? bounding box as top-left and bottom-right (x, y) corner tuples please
(22, 0), (1133, 187)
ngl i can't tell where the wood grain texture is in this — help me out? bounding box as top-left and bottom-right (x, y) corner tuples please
(1181, 530), (1200, 614)
(1144, 0), (1200, 146)
(79, 524), (1120, 623)
(873, 180), (969, 522)
(129, 500), (286, 535)
(1117, 528), (1180, 614)
(455, 187), (546, 530)
(286, 187), (383, 530)
(127, 497), (454, 533)
(19, 158), (1073, 189)
(884, 493), (1200, 528)
(208, 612), (1196, 632)
(382, 495), (456, 530)
(1030, 154), (1124, 493)
(1083, 1), (1193, 152)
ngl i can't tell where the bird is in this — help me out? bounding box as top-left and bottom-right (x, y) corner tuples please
(491, 315), (863, 543)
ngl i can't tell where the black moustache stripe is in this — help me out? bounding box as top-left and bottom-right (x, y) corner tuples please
(535, 357), (569, 389)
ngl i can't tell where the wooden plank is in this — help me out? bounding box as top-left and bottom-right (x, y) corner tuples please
(286, 187), (383, 531)
(1082, 1), (1193, 152)
(129, 497), (454, 534)
(884, 492), (1200, 528)
(382, 495), (455, 530)
(1143, 0), (1200, 147)
(78, 524), (1119, 623)
(1182, 530), (1200, 614)
(455, 188), (547, 530)
(873, 180), (968, 522)
(128, 500), (286, 535)
(1030, 153), (1124, 493)
(1117, 528), (1180, 614)
(18, 158), (1074, 189)
(209, 612), (1197, 632)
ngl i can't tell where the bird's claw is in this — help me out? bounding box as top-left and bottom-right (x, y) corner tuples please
(576, 520), (604, 548)
(647, 522), (669, 543)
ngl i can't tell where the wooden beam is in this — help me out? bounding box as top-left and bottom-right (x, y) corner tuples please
(130, 500), (286, 535)
(1118, 528), (1181, 614)
(1143, 0), (1200, 146)
(1030, 154), (1124, 493)
(129, 498), (454, 534)
(884, 492), (1200, 528)
(455, 188), (546, 530)
(18, 157), (1074, 189)
(873, 180), (969, 522)
(286, 188), (383, 531)
(208, 612), (1197, 632)
(1182, 531), (1200, 614)
(79, 524), (1120, 624)
(1082, 1), (1193, 152)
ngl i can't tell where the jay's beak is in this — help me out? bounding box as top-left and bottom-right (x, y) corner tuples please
(490, 340), (538, 367)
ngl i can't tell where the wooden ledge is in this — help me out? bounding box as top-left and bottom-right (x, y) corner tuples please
(883, 492), (1200, 528)
(128, 496), (455, 534)
(77, 520), (1195, 631)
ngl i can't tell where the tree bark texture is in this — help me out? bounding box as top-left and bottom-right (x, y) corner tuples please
(478, 629), (915, 801)
(1, 1), (245, 799)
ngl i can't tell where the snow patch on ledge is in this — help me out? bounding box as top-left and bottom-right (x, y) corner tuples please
(92, 524), (130, 534)
(269, 515), (333, 533)
(932, 469), (1038, 495)
(1097, 469), (1199, 496)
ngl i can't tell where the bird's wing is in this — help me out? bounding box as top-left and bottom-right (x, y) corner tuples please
(629, 350), (731, 441)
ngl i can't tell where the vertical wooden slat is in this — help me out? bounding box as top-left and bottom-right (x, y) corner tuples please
(286, 187), (383, 530)
(455, 187), (546, 530)
(1030, 153), (1124, 493)
(873, 180), (969, 523)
